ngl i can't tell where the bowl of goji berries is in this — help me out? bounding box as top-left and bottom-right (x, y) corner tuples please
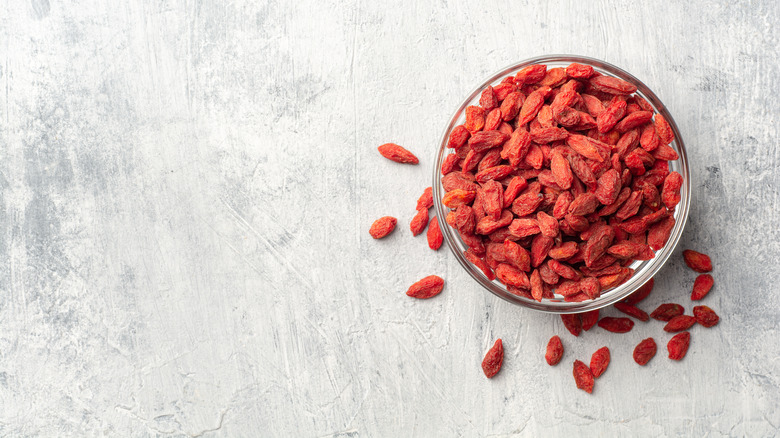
(433, 55), (690, 313)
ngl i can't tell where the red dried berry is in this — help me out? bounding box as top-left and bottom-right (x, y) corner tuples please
(378, 143), (419, 164)
(633, 338), (657, 365)
(691, 274), (714, 300)
(661, 171), (683, 209)
(464, 249), (495, 281)
(406, 275), (445, 299)
(561, 314), (582, 337)
(369, 216), (397, 239)
(693, 305), (720, 328)
(573, 360), (595, 393)
(590, 347), (610, 378)
(482, 339), (504, 378)
(614, 302), (650, 322)
(667, 331), (691, 361)
(416, 187), (433, 210)
(427, 216), (443, 250)
(664, 315), (696, 332)
(650, 303), (685, 321)
(598, 317), (634, 333)
(545, 335), (564, 366)
(410, 208), (430, 236)
(683, 250), (713, 273)
(581, 310), (600, 331)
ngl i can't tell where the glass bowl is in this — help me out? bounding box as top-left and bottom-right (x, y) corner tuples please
(432, 55), (690, 314)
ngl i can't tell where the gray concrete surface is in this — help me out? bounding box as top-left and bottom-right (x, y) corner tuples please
(0, 0), (778, 436)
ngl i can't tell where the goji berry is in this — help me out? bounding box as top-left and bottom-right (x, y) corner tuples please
(573, 360), (595, 393)
(406, 275), (444, 299)
(614, 302), (649, 322)
(691, 274), (714, 300)
(667, 332), (691, 361)
(650, 303), (684, 321)
(427, 216), (443, 250)
(598, 317), (634, 333)
(482, 339), (504, 378)
(416, 187), (433, 210)
(410, 208), (429, 236)
(378, 143), (419, 164)
(664, 315), (696, 332)
(546, 335), (564, 366)
(581, 309), (600, 331)
(633, 338), (657, 365)
(561, 314), (582, 337)
(369, 216), (397, 239)
(661, 171), (683, 209)
(693, 305), (719, 327)
(590, 347), (610, 378)
(683, 250), (712, 273)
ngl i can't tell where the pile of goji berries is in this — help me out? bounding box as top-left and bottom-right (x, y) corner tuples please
(440, 63), (682, 302)
(371, 62), (715, 393)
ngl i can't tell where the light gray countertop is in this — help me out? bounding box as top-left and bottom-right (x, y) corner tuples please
(1, 0), (778, 436)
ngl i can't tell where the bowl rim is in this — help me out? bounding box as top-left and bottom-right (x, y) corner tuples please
(432, 54), (691, 314)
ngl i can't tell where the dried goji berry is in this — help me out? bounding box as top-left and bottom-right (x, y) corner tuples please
(515, 64), (547, 84)
(595, 169), (622, 205)
(663, 315), (696, 332)
(596, 98), (627, 133)
(482, 339), (504, 378)
(479, 85), (499, 111)
(579, 277), (602, 299)
(683, 250), (713, 273)
(410, 208), (430, 236)
(647, 216), (675, 251)
(589, 75), (638, 95)
(633, 338), (657, 365)
(530, 234), (554, 268)
(654, 113), (675, 144)
(546, 335), (564, 366)
(548, 241), (579, 260)
(598, 317), (634, 333)
(581, 309), (600, 331)
(615, 110), (653, 133)
(561, 314), (582, 337)
(566, 62), (595, 79)
(427, 216), (443, 250)
(573, 360), (594, 393)
(464, 249), (495, 280)
(465, 105), (486, 132)
(530, 269), (544, 301)
(369, 216), (397, 239)
(614, 302), (649, 321)
(448, 125), (471, 149)
(590, 347), (610, 378)
(661, 171), (683, 209)
(500, 91), (524, 121)
(536, 211), (559, 238)
(548, 259), (580, 281)
(693, 305), (719, 327)
(406, 275), (444, 299)
(416, 187), (433, 210)
(667, 331), (691, 361)
(378, 143), (419, 164)
(650, 303), (684, 321)
(503, 239), (531, 272)
(495, 263), (531, 289)
(691, 274), (714, 300)
(550, 150), (573, 190)
(442, 188), (476, 208)
(517, 87), (548, 125)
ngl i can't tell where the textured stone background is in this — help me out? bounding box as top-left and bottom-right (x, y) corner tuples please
(0, 0), (778, 436)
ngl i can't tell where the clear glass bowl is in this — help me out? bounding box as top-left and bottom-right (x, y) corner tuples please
(432, 55), (690, 314)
